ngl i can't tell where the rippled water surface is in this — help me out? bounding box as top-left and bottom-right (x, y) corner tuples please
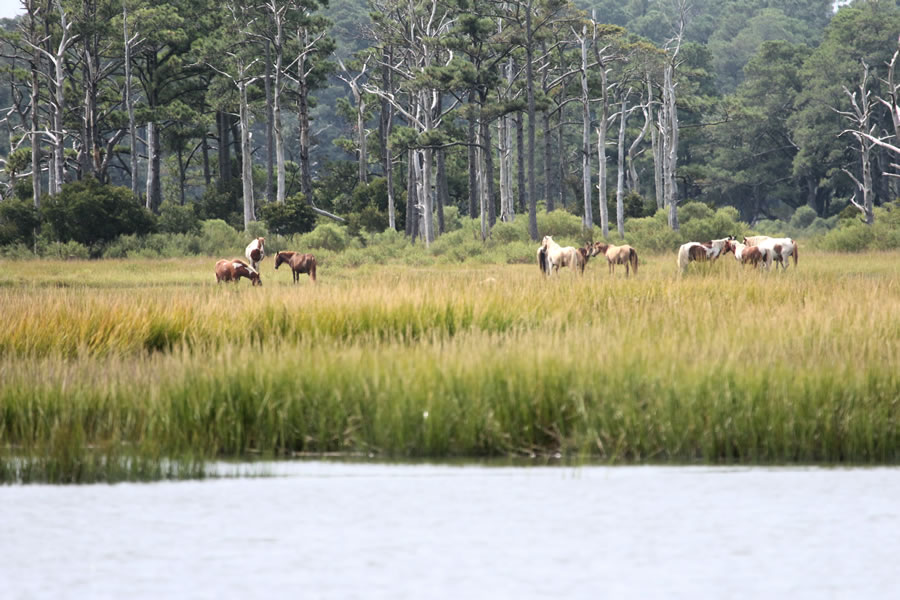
(2, 463), (898, 599)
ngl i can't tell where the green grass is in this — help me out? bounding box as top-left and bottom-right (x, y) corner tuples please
(1, 251), (899, 482)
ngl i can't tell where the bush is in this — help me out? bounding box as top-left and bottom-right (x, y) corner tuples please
(790, 206), (817, 230)
(537, 209), (586, 239)
(0, 197), (39, 247)
(258, 194), (317, 236)
(197, 219), (246, 256)
(623, 210), (683, 253)
(40, 240), (91, 260)
(491, 218), (530, 243)
(40, 178), (155, 255)
(296, 222), (351, 252)
(678, 201), (714, 224)
(158, 201), (200, 235)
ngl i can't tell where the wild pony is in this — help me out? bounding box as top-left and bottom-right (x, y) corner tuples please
(274, 251), (317, 283)
(590, 241), (639, 277)
(537, 235), (583, 276)
(576, 244), (593, 274)
(676, 237), (735, 273)
(245, 237), (266, 272)
(757, 237), (798, 271)
(215, 259), (261, 286)
(742, 235), (771, 247)
(731, 241), (764, 268)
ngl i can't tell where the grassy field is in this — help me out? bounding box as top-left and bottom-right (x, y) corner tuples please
(1, 250), (899, 482)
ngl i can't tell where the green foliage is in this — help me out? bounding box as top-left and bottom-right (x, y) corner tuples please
(197, 184), (241, 228)
(0, 197), (39, 248)
(623, 210), (684, 253)
(819, 202), (900, 251)
(537, 209), (586, 239)
(790, 206), (817, 230)
(40, 178), (156, 255)
(296, 222), (351, 252)
(158, 201), (200, 235)
(197, 219), (247, 256)
(258, 194), (318, 236)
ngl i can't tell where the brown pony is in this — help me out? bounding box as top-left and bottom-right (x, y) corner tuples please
(215, 259), (261, 286)
(591, 241), (639, 277)
(575, 244), (592, 274)
(274, 251), (317, 283)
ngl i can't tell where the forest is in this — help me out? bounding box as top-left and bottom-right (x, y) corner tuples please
(1, 0), (900, 256)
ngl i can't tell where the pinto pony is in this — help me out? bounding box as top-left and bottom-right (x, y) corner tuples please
(274, 251), (317, 283)
(757, 237), (798, 271)
(215, 259), (261, 286)
(245, 237), (266, 272)
(742, 235), (771, 247)
(537, 235), (584, 276)
(591, 241), (639, 277)
(731, 241), (764, 268)
(677, 237), (735, 273)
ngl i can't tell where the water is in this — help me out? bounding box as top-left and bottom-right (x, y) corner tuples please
(2, 462), (898, 599)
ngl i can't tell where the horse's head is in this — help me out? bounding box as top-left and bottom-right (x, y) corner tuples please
(246, 265), (262, 286)
(591, 241), (609, 256)
(274, 252), (284, 269)
(723, 240), (736, 255)
(541, 235), (553, 248)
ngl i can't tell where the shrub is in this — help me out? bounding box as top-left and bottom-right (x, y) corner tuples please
(40, 178), (155, 255)
(197, 219), (246, 256)
(0, 197), (39, 247)
(790, 206), (817, 230)
(297, 222), (351, 252)
(537, 209), (586, 239)
(158, 201), (200, 235)
(258, 193), (317, 236)
(491, 218), (530, 243)
(40, 240), (91, 260)
(623, 210), (683, 253)
(678, 201), (714, 224)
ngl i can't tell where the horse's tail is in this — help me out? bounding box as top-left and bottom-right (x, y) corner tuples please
(630, 248), (638, 275)
(677, 244), (690, 273)
(792, 240), (798, 268)
(538, 247), (548, 276)
(310, 258), (317, 282)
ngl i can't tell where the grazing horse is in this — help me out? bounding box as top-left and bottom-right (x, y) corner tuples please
(274, 250), (317, 283)
(731, 241), (764, 268)
(537, 235), (583, 276)
(742, 235), (771, 247)
(215, 259), (261, 286)
(757, 237), (798, 271)
(677, 237), (735, 273)
(591, 241), (639, 277)
(245, 237), (266, 272)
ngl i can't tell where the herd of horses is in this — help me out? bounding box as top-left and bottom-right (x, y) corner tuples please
(214, 232), (797, 286)
(214, 237), (318, 286)
(538, 234), (797, 277)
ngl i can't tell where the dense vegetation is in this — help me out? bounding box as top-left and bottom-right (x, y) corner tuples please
(1, 252), (898, 483)
(2, 0), (900, 251)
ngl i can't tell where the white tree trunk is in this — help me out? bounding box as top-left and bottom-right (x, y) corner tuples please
(580, 26), (592, 230)
(616, 96), (628, 238)
(239, 79), (255, 229)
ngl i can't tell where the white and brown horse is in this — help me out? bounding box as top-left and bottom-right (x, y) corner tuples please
(677, 237), (735, 273)
(731, 241), (764, 268)
(742, 235), (771, 247)
(537, 235), (584, 276)
(757, 237), (798, 271)
(245, 237), (266, 272)
(215, 259), (261, 286)
(591, 241), (639, 277)
(274, 250), (317, 283)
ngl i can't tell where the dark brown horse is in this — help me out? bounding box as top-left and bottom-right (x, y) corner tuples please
(215, 259), (261, 286)
(274, 251), (317, 283)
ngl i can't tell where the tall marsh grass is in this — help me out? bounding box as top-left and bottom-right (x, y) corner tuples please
(1, 252), (899, 482)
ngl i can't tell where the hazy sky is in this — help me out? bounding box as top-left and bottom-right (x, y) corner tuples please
(0, 0), (20, 21)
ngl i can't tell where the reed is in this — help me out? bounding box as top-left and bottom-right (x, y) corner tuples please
(1, 252), (898, 482)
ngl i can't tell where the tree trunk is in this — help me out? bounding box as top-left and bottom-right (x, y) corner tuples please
(467, 90), (478, 218)
(663, 61), (679, 230)
(580, 27), (592, 229)
(217, 111), (231, 190)
(516, 111), (526, 215)
(616, 96), (628, 238)
(124, 4), (138, 197)
(481, 113), (496, 229)
(558, 117), (565, 209)
(597, 65), (609, 237)
(525, 6), (538, 240)
(381, 51), (395, 229)
(437, 147), (447, 233)
(298, 43), (312, 198)
(202, 134), (211, 186)
(239, 79), (255, 229)
(264, 39), (274, 204)
(145, 122), (161, 212)
(30, 39), (41, 207)
(406, 149), (417, 238)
